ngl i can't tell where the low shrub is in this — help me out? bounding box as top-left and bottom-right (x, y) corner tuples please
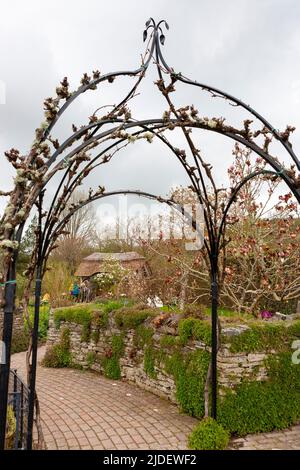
(42, 327), (71, 368)
(188, 418), (230, 450)
(11, 330), (30, 354)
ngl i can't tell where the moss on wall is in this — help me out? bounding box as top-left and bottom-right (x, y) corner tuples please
(178, 318), (211, 346)
(101, 333), (125, 380)
(165, 349), (210, 417)
(228, 321), (300, 353)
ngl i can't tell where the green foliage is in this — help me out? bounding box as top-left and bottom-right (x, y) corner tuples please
(5, 406), (16, 449)
(218, 352), (300, 436)
(97, 310), (109, 329)
(287, 320), (300, 338)
(165, 349), (210, 417)
(15, 273), (27, 303)
(178, 318), (211, 346)
(91, 329), (100, 344)
(144, 347), (157, 379)
(103, 300), (128, 314)
(102, 334), (124, 380)
(111, 333), (125, 357)
(54, 304), (97, 342)
(103, 355), (121, 380)
(25, 304), (50, 340)
(228, 322), (300, 353)
(114, 307), (157, 329)
(160, 334), (177, 348)
(19, 215), (37, 256)
(86, 351), (96, 367)
(204, 306), (253, 321)
(43, 327), (71, 368)
(160, 305), (179, 312)
(11, 329), (30, 354)
(11, 304), (50, 355)
(90, 308), (111, 343)
(134, 325), (154, 348)
(188, 418), (230, 450)
(54, 304), (94, 328)
(266, 352), (300, 390)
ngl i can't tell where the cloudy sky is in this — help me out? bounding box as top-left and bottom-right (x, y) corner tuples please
(1, 0), (300, 227)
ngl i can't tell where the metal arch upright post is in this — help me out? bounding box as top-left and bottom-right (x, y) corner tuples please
(0, 224), (24, 450)
(0, 263), (17, 449)
(210, 249), (219, 420)
(26, 192), (44, 450)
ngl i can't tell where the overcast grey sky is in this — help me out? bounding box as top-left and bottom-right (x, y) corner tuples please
(1, 0), (300, 222)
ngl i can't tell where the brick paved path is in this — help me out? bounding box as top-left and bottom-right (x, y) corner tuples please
(11, 347), (300, 450)
(230, 426), (300, 450)
(11, 347), (197, 450)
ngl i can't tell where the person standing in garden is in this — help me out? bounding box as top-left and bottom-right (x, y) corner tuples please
(71, 282), (80, 302)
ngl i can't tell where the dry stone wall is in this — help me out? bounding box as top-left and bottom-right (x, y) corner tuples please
(46, 311), (271, 404)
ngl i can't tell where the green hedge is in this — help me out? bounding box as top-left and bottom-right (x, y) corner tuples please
(43, 327), (71, 368)
(218, 352), (300, 436)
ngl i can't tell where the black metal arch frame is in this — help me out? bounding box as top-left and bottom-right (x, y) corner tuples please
(1, 18), (300, 450)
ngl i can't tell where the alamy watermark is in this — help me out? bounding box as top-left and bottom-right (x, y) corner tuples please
(0, 340), (5, 364)
(292, 340), (300, 365)
(96, 196), (205, 251)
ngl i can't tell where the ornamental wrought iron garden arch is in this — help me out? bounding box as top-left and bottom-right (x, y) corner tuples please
(1, 18), (300, 450)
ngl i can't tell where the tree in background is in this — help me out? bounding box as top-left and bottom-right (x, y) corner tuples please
(53, 190), (97, 274)
(42, 260), (73, 307)
(221, 145), (300, 314)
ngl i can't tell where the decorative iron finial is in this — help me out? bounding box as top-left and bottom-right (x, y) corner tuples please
(143, 18), (169, 45)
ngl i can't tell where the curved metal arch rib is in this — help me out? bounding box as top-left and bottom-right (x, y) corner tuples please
(153, 31), (300, 171)
(44, 117), (300, 205)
